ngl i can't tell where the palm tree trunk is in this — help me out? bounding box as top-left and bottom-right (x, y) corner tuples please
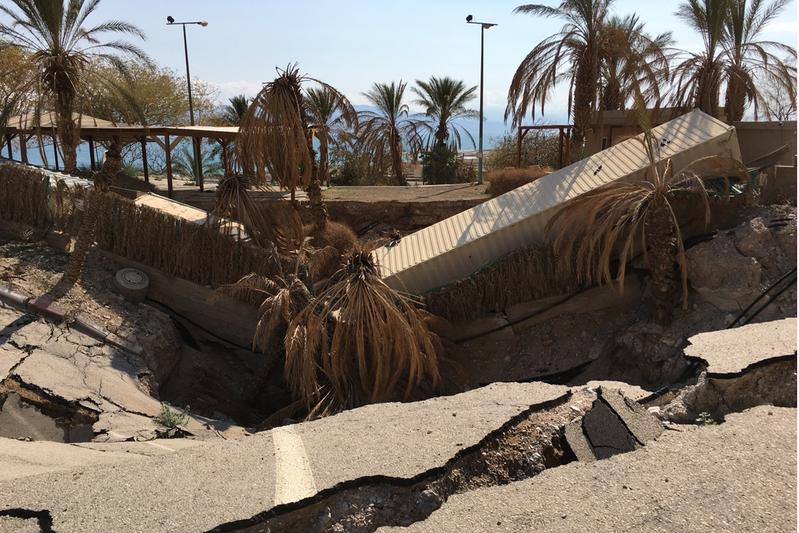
(601, 80), (622, 111)
(305, 129), (327, 230)
(435, 119), (448, 150)
(390, 131), (405, 186)
(723, 65), (747, 122)
(55, 93), (78, 174)
(645, 200), (677, 325)
(696, 60), (722, 118)
(571, 53), (598, 162)
(320, 135), (330, 187)
(59, 141), (121, 287)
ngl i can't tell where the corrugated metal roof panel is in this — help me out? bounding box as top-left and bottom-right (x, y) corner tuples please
(375, 110), (742, 294)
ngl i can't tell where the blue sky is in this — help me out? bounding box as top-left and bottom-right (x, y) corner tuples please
(7, 1), (799, 143)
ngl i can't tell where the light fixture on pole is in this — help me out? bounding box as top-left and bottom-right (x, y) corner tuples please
(167, 16), (208, 190)
(466, 15), (496, 185)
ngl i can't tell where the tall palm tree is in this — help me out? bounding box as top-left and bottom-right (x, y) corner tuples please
(0, 0), (149, 174)
(411, 76), (478, 150)
(357, 81), (421, 185)
(506, 0), (613, 160)
(722, 0), (796, 121)
(305, 86), (357, 186)
(671, 0), (733, 117)
(238, 64), (355, 230)
(599, 15), (673, 110)
(221, 94), (249, 125)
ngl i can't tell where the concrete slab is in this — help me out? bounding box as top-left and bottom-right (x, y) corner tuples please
(685, 318), (797, 376)
(381, 406), (796, 533)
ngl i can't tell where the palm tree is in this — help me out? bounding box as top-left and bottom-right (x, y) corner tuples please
(238, 64), (355, 231)
(546, 110), (749, 324)
(599, 15), (673, 110)
(411, 76), (478, 150)
(671, 0), (734, 117)
(357, 81), (421, 185)
(722, 0), (796, 121)
(284, 248), (441, 416)
(0, 0), (149, 174)
(172, 142), (223, 184)
(506, 0), (613, 160)
(221, 94), (250, 125)
(305, 86), (357, 187)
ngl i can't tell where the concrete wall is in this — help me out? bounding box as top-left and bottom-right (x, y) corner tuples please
(733, 121), (797, 166)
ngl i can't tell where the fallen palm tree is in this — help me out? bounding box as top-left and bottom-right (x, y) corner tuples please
(285, 248), (441, 416)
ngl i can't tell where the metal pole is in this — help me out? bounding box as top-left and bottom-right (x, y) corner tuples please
(181, 24), (203, 191)
(478, 24), (485, 184)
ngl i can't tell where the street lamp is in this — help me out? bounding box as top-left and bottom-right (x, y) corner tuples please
(466, 15), (496, 185)
(167, 16), (208, 189)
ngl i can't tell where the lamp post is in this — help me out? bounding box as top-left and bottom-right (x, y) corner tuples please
(466, 15), (496, 185)
(167, 16), (208, 190)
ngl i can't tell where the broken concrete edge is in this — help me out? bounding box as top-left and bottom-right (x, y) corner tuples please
(208, 391), (574, 532)
(0, 285), (144, 359)
(683, 352), (797, 380)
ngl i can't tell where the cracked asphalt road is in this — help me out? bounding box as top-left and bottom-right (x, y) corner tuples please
(380, 406), (796, 533)
(0, 301), (241, 444)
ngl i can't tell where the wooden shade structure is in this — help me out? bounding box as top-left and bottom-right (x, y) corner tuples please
(3, 112), (239, 198)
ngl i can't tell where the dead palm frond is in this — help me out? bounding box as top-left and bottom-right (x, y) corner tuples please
(284, 248), (441, 416)
(216, 272), (311, 354)
(546, 118), (749, 324)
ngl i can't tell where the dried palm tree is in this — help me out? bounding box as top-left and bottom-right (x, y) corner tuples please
(357, 81), (422, 185)
(599, 15), (674, 110)
(0, 0), (149, 174)
(305, 86), (358, 187)
(238, 64), (353, 230)
(506, 0), (613, 159)
(411, 76), (478, 150)
(722, 0), (796, 121)
(547, 108), (749, 324)
(284, 248), (441, 416)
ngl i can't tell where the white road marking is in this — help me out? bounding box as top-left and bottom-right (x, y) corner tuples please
(272, 425), (318, 505)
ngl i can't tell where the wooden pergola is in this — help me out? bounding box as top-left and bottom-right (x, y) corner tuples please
(516, 124), (572, 169)
(3, 112), (238, 198)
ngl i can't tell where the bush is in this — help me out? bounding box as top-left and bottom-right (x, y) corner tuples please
(486, 130), (560, 170)
(485, 165), (552, 196)
(422, 145), (475, 184)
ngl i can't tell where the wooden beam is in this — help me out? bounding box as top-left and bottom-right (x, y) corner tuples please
(164, 133), (173, 198)
(88, 138), (96, 171)
(140, 137), (149, 183)
(5, 134), (12, 160)
(558, 127), (564, 170)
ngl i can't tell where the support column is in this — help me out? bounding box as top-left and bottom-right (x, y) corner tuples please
(53, 135), (59, 171)
(88, 138), (96, 171)
(517, 127), (522, 168)
(164, 133), (173, 198)
(195, 137), (204, 191)
(5, 134), (12, 160)
(140, 137), (149, 183)
(20, 134), (28, 164)
(558, 127), (564, 170)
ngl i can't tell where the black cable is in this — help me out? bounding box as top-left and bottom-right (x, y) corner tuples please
(728, 267), (797, 328)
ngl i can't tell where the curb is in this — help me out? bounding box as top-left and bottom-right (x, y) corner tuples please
(0, 285), (144, 357)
